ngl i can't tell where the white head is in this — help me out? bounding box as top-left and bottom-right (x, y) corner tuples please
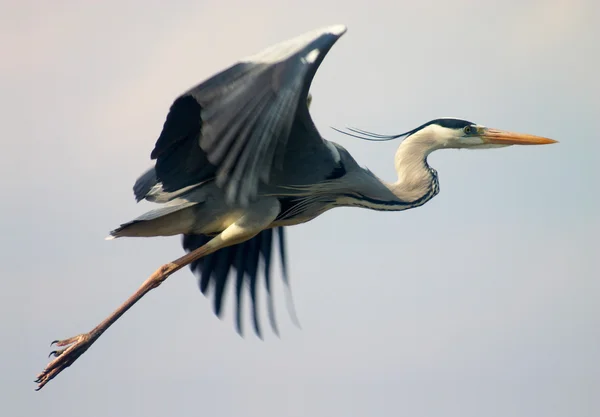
(397, 118), (557, 153)
(337, 117), (557, 155)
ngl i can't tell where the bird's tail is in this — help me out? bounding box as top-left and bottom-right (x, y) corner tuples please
(107, 200), (199, 239)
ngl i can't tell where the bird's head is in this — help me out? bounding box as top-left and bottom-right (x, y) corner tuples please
(412, 118), (558, 150)
(335, 117), (557, 153)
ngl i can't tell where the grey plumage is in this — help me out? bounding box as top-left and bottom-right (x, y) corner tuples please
(35, 24), (557, 391)
(150, 30), (345, 207)
(107, 24), (556, 337)
(111, 26), (350, 336)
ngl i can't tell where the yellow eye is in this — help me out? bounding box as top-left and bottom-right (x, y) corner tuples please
(464, 126), (473, 135)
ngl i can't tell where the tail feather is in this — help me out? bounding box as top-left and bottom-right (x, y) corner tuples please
(108, 200), (198, 238)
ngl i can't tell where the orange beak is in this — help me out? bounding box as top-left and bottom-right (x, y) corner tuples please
(480, 127), (558, 145)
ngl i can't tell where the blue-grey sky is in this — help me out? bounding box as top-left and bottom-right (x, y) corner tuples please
(2, 1), (598, 416)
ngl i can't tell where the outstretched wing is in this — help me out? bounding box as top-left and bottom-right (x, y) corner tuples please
(149, 24), (347, 206)
(183, 227), (298, 338)
(134, 25), (346, 336)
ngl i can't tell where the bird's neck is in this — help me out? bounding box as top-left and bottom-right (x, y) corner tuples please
(310, 136), (439, 214)
(387, 138), (439, 204)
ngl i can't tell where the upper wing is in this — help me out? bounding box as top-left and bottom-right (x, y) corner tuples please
(149, 25), (347, 206)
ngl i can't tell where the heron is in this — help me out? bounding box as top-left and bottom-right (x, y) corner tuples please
(35, 24), (557, 390)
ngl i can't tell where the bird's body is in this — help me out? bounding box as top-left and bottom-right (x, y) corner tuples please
(35, 24), (557, 390)
(104, 24), (450, 336)
(113, 131), (437, 237)
(108, 106), (444, 334)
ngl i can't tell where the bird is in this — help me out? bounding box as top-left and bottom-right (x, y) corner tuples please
(35, 24), (557, 390)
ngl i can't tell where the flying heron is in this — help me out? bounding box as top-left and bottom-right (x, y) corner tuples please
(35, 24), (557, 390)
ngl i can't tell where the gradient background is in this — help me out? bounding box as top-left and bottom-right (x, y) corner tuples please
(2, 1), (598, 416)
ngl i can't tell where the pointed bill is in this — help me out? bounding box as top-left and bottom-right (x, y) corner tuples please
(480, 127), (558, 145)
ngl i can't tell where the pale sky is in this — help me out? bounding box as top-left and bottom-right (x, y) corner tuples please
(2, 0), (599, 416)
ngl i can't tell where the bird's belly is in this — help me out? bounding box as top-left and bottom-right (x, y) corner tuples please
(200, 211), (245, 234)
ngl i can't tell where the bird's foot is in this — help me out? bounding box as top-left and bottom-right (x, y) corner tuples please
(35, 333), (94, 390)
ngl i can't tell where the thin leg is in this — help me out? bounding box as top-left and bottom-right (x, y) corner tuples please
(35, 199), (280, 390)
(35, 243), (211, 390)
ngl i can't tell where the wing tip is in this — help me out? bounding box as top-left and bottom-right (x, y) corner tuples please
(241, 24), (347, 65)
(327, 24), (347, 36)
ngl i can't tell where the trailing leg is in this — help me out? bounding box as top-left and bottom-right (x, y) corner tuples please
(35, 198), (280, 390)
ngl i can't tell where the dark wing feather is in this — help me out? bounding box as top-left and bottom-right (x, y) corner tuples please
(133, 167), (158, 202)
(245, 233), (262, 338)
(151, 95), (216, 193)
(212, 245), (235, 317)
(234, 248), (246, 335)
(182, 227), (292, 337)
(260, 226), (279, 335)
(148, 25), (347, 206)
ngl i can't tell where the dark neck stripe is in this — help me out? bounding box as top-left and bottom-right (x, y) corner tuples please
(342, 169), (439, 211)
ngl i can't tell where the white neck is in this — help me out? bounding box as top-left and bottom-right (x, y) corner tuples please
(386, 133), (439, 203)
(319, 130), (441, 213)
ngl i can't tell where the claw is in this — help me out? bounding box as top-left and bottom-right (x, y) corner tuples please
(48, 349), (64, 358)
(36, 333), (93, 390)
